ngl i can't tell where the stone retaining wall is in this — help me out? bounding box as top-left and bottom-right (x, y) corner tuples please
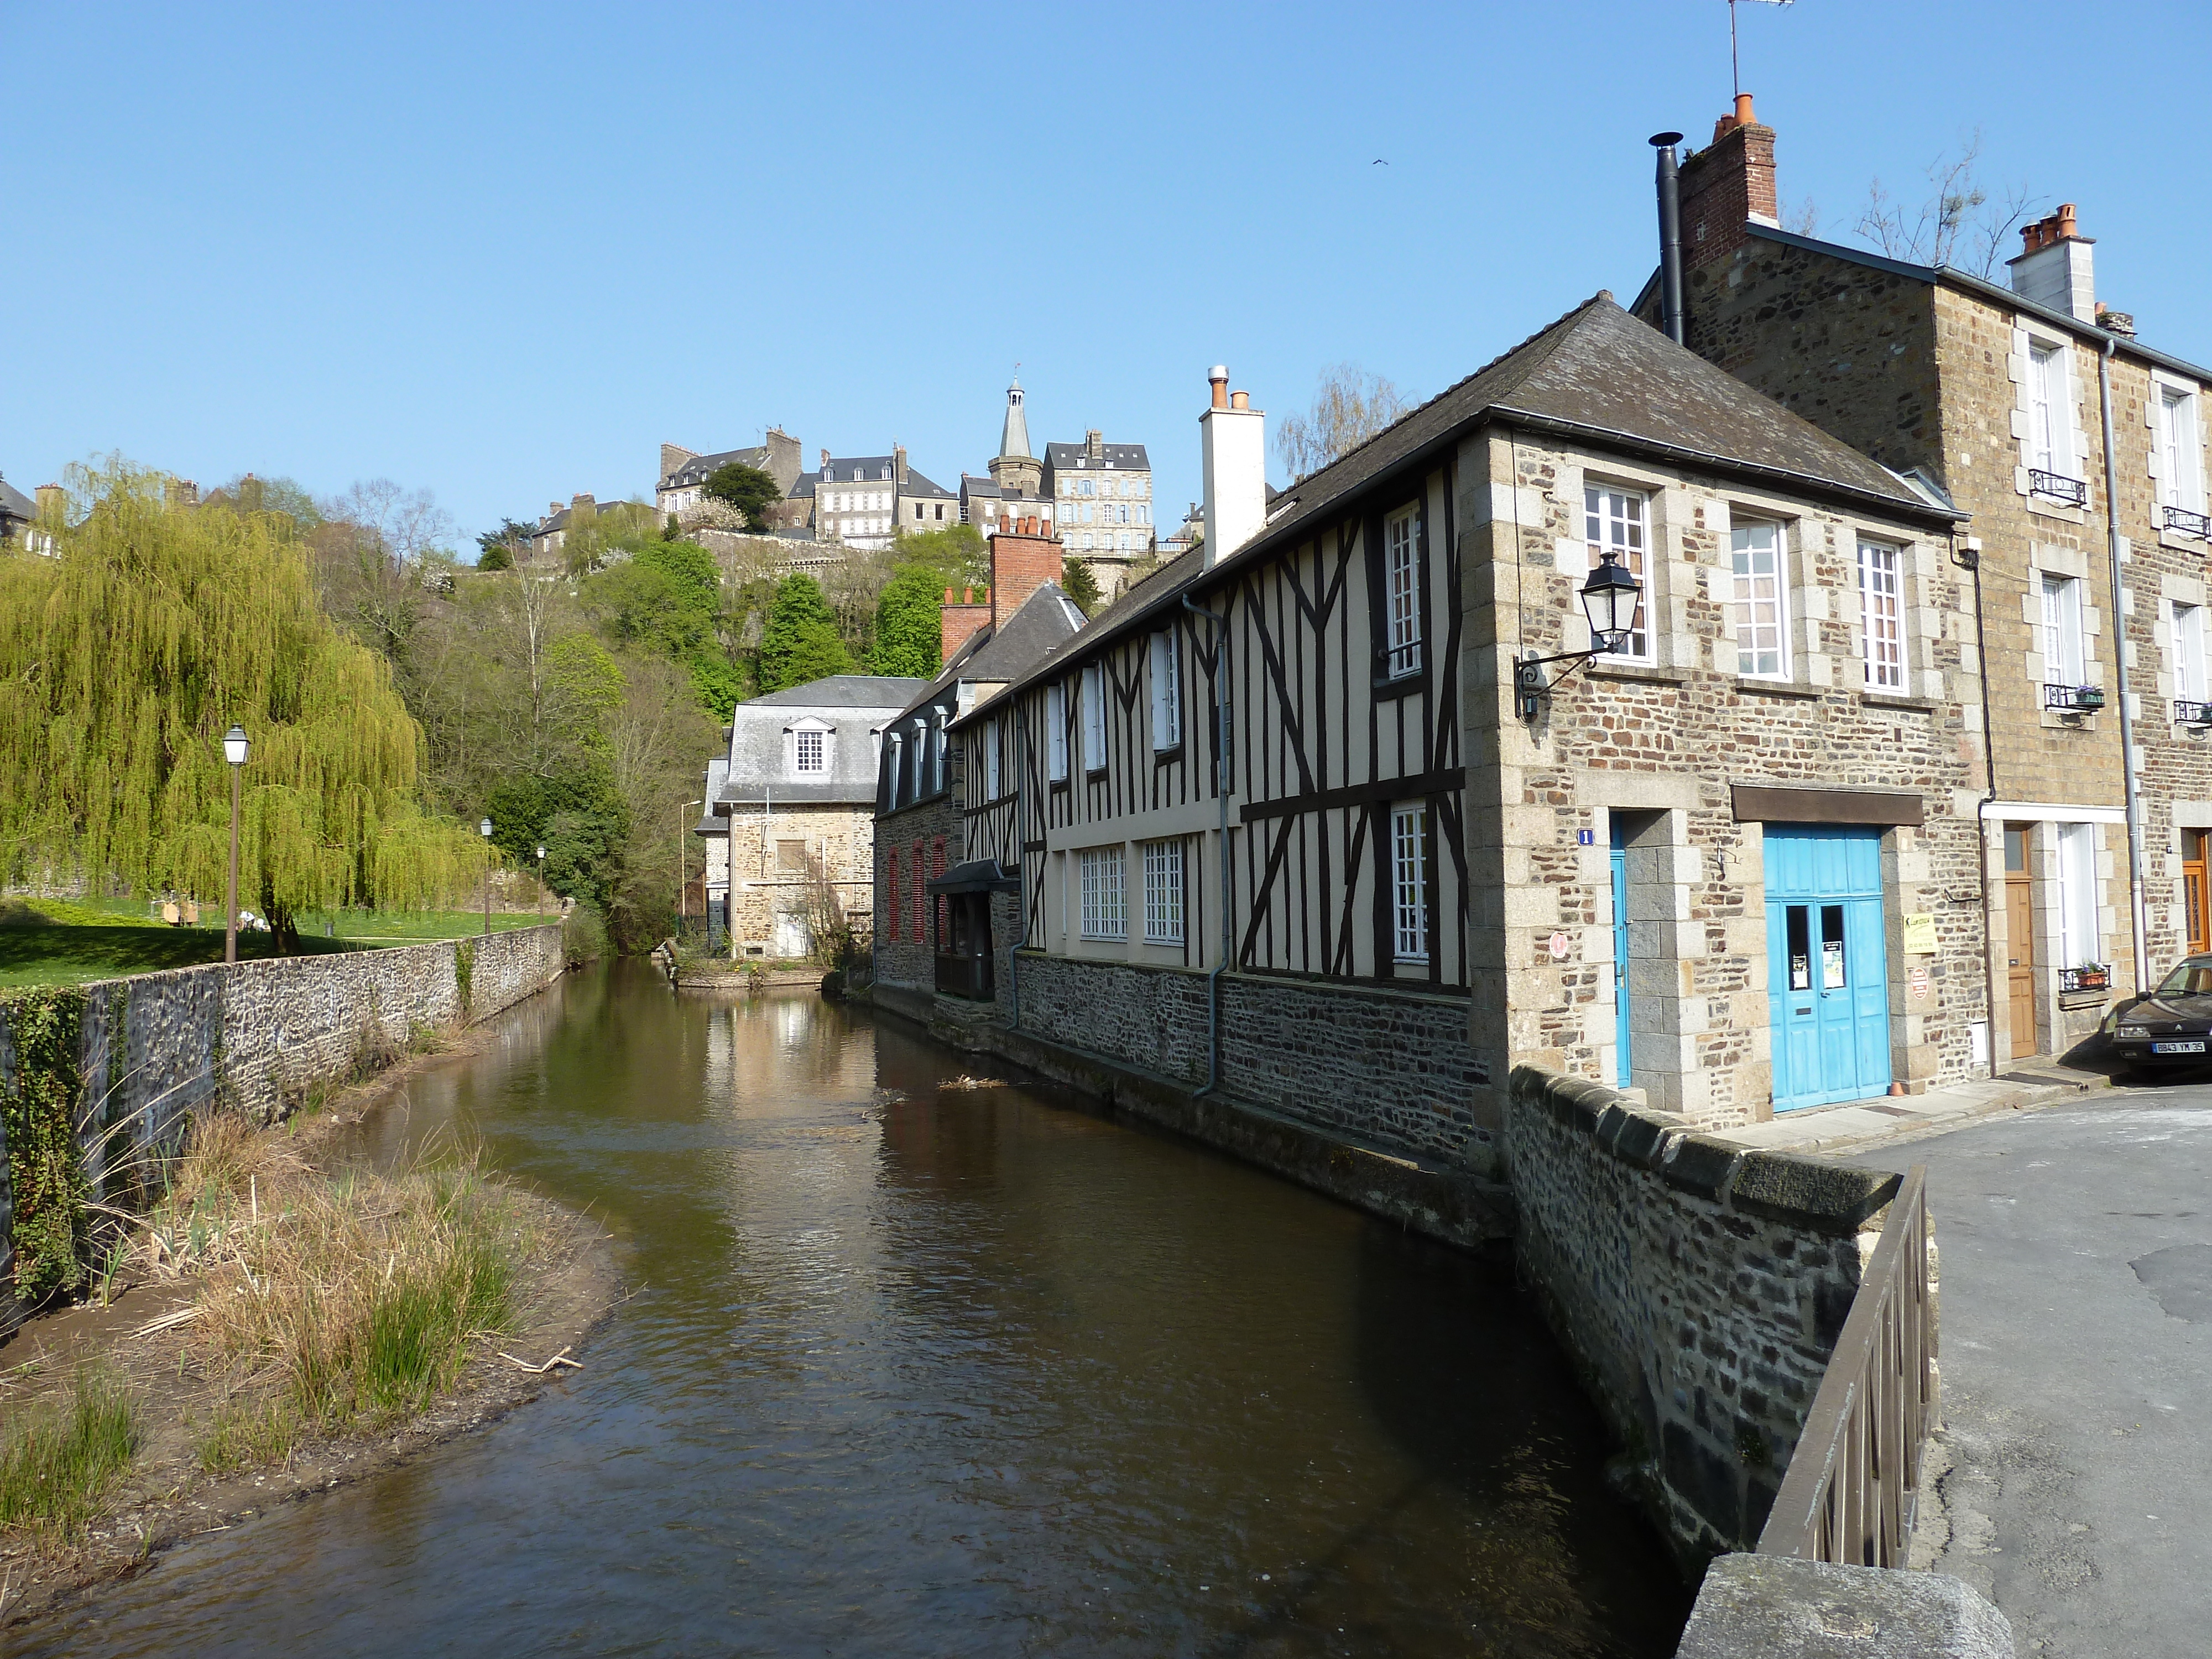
(1505, 1063), (1901, 1564)
(2, 925), (566, 1323)
(1012, 954), (1490, 1169)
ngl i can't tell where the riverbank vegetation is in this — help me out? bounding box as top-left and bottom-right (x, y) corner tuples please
(0, 1366), (141, 1539)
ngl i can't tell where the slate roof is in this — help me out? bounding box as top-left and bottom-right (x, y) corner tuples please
(982, 291), (1965, 712)
(821, 456), (899, 484)
(903, 467), (956, 500)
(894, 581), (1087, 727)
(745, 675), (930, 709)
(0, 476), (33, 524)
(662, 446), (769, 489)
(1043, 441), (1150, 471)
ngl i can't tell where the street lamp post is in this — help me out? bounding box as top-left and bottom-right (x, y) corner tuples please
(223, 725), (250, 964)
(536, 844), (547, 918)
(479, 816), (494, 937)
(1513, 550), (1646, 719)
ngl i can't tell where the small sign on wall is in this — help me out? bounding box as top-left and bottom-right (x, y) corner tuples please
(1908, 964), (1933, 1004)
(1577, 828), (1595, 846)
(1902, 912), (1938, 955)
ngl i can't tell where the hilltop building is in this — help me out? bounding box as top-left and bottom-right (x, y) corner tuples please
(1043, 431), (1154, 599)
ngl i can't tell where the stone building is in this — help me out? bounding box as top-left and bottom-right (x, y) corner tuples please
(698, 675), (927, 959)
(1639, 96), (2212, 1061)
(656, 429), (806, 524)
(930, 301), (1972, 1167)
(815, 447), (958, 549)
(870, 518), (1085, 1024)
(959, 379), (1058, 540)
(1043, 430), (1154, 598)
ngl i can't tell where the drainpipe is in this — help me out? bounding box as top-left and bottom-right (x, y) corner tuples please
(2101, 337), (2150, 995)
(1183, 592), (1232, 1095)
(1954, 531), (2000, 1071)
(1009, 708), (1022, 1031)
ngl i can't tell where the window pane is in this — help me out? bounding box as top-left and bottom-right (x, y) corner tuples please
(1585, 487), (1649, 659)
(1859, 542), (1903, 689)
(1730, 520), (1786, 676)
(1385, 507), (1421, 677)
(1391, 804), (1429, 963)
(1143, 839), (1184, 943)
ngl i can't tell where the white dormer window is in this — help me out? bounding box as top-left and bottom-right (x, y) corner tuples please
(795, 729), (826, 773)
(1047, 684), (1069, 781)
(933, 709), (950, 792)
(1149, 630), (1181, 749)
(885, 733), (904, 807)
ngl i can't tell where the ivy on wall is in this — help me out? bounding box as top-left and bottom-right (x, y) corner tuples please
(455, 937), (476, 1019)
(1, 988), (90, 1301)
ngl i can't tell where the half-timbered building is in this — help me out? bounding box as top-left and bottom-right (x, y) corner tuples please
(941, 296), (1977, 1165)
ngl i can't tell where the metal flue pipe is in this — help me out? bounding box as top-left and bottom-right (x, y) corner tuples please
(1651, 133), (1687, 346)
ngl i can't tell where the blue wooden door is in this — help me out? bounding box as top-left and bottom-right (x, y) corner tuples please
(1611, 823), (1632, 1088)
(1765, 825), (1892, 1110)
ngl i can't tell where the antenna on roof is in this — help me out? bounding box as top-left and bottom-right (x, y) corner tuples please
(1728, 0), (1792, 98)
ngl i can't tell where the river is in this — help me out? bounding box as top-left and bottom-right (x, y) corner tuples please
(28, 964), (1692, 1657)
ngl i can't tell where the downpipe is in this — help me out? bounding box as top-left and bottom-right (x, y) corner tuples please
(2100, 338), (2150, 995)
(1183, 593), (1232, 1096)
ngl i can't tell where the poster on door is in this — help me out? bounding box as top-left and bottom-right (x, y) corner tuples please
(1822, 940), (1846, 989)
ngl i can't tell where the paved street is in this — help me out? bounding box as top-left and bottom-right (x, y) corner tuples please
(1856, 1087), (2212, 1658)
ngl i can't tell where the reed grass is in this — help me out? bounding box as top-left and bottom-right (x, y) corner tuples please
(137, 1116), (538, 1468)
(0, 1365), (142, 1538)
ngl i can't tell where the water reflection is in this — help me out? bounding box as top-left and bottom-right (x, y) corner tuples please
(27, 966), (1689, 1657)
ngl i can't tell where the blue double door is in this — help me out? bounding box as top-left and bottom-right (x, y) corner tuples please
(1765, 825), (1892, 1111)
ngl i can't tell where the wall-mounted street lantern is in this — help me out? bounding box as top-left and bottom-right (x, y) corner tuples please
(480, 816), (494, 937)
(223, 724), (251, 964)
(1515, 550), (1644, 719)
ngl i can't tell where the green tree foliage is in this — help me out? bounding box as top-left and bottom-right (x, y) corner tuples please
(887, 523), (987, 591)
(869, 563), (947, 679)
(703, 462), (781, 531)
(1061, 556), (1102, 615)
(487, 769), (628, 912)
(476, 518), (535, 569)
(757, 573), (853, 692)
(477, 543), (513, 571)
(585, 539), (743, 719)
(0, 461), (488, 946)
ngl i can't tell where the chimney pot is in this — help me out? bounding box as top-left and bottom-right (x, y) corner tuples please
(1209, 367), (1229, 411)
(1230, 390), (1250, 411)
(1734, 92), (1756, 128)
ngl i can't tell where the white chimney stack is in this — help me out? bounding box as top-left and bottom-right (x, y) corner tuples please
(1200, 364), (1265, 567)
(2007, 203), (2096, 324)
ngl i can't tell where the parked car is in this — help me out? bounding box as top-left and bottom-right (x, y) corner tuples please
(2105, 956), (2212, 1070)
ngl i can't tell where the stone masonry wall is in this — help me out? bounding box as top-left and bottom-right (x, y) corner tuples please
(1013, 953), (1486, 1167)
(1505, 1063), (1900, 1564)
(872, 792), (958, 993)
(2, 925), (566, 1321)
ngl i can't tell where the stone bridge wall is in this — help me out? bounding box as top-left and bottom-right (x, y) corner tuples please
(1505, 1063), (1901, 1565)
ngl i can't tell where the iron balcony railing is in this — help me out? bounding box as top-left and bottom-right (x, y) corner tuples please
(2167, 504), (2212, 540)
(1757, 1166), (1937, 1567)
(2030, 469), (2089, 508)
(2175, 699), (2212, 727)
(2059, 963), (2112, 994)
(2043, 681), (2106, 713)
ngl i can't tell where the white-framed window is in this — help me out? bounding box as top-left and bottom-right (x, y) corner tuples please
(1142, 839), (1184, 943)
(2177, 603), (2208, 705)
(885, 733), (904, 808)
(1149, 630), (1181, 749)
(2042, 572), (2085, 687)
(984, 718), (1001, 799)
(1585, 486), (1650, 659)
(1858, 540), (1904, 690)
(2058, 821), (2099, 970)
(1047, 683), (1068, 781)
(1729, 520), (1788, 678)
(2159, 386), (2205, 513)
(1081, 662), (1105, 770)
(1079, 846), (1126, 940)
(1390, 802), (1430, 964)
(2028, 343), (2072, 477)
(795, 728), (826, 773)
(933, 711), (949, 793)
(1384, 503), (1421, 678)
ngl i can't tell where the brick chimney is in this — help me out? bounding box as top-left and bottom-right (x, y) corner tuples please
(1085, 429), (1105, 462)
(660, 442), (696, 482)
(1676, 93), (1777, 270)
(988, 519), (1064, 627)
(894, 445), (910, 487)
(2008, 204), (2098, 323)
(34, 484), (65, 521)
(941, 586), (992, 660)
(762, 427), (801, 492)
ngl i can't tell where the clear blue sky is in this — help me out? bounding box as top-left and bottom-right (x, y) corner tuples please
(6, 1), (2206, 552)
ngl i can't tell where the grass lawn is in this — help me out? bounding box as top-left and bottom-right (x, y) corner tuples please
(0, 901), (550, 988)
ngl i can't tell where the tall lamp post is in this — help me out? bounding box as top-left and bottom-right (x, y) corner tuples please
(479, 816), (494, 937)
(536, 844), (547, 918)
(223, 724), (250, 964)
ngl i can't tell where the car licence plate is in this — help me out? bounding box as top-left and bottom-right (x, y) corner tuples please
(2152, 1040), (2206, 1054)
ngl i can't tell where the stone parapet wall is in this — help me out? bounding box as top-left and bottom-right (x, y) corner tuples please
(1011, 953), (1488, 1168)
(1505, 1063), (1900, 1564)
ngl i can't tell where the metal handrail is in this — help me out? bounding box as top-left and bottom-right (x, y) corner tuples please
(2042, 681), (2105, 713)
(2030, 469), (2089, 508)
(1757, 1165), (1938, 1566)
(2166, 504), (2211, 540)
(2174, 699), (2212, 727)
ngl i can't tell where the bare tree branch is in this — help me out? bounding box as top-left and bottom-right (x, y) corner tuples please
(1275, 364), (1415, 482)
(1855, 130), (2042, 279)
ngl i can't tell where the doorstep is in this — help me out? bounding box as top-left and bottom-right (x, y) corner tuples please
(1714, 1061), (2112, 1154)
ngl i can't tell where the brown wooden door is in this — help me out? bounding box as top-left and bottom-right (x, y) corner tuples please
(2005, 825), (2037, 1059)
(2185, 830), (2210, 956)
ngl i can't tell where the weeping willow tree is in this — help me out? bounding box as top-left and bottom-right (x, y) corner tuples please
(0, 459), (490, 945)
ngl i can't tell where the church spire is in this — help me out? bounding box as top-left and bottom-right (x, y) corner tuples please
(988, 375), (1042, 500)
(998, 377), (1033, 462)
